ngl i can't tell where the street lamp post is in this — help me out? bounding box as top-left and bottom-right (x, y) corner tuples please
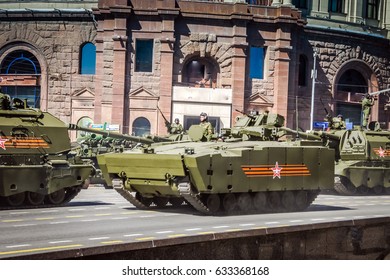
(310, 48), (318, 131)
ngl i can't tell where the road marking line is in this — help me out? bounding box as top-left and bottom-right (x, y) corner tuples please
(49, 240), (72, 244)
(50, 221), (69, 225)
(139, 215), (156, 218)
(333, 217), (346, 220)
(89, 237), (110, 240)
(40, 210), (58, 213)
(94, 213), (112, 216)
(239, 223), (255, 227)
(168, 234), (187, 238)
(68, 208), (86, 212)
(0, 244), (83, 256)
(136, 237), (155, 241)
(6, 244), (31, 249)
(123, 234), (143, 237)
(111, 217), (129, 220)
(289, 220), (304, 223)
(94, 207), (111, 210)
(311, 218), (325, 221)
(212, 225), (230, 229)
(185, 228), (202, 231)
(197, 231), (215, 235)
(264, 222), (280, 225)
(156, 231), (174, 234)
(225, 229), (241, 232)
(2, 219), (24, 223)
(120, 212), (137, 215)
(66, 215), (85, 218)
(81, 219), (98, 222)
(9, 212), (29, 215)
(353, 216), (367, 219)
(35, 217), (54, 221)
(13, 224), (36, 227)
(101, 240), (123, 244)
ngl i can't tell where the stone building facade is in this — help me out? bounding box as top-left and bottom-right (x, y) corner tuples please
(1, 0), (390, 136)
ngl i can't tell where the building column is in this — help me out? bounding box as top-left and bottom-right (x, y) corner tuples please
(111, 17), (127, 132)
(93, 25), (104, 123)
(272, 26), (292, 123)
(231, 5), (249, 125)
(157, 10), (176, 135)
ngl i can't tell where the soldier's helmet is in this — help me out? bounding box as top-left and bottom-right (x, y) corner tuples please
(174, 118), (179, 122)
(200, 112), (208, 120)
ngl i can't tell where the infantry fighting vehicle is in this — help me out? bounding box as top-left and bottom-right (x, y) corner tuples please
(97, 112), (335, 215)
(0, 99), (95, 209)
(285, 122), (390, 195)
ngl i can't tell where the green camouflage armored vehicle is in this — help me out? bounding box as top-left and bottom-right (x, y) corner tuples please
(0, 98), (95, 208)
(285, 123), (390, 195)
(97, 112), (335, 214)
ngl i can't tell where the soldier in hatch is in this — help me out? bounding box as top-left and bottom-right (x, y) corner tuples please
(199, 112), (213, 141)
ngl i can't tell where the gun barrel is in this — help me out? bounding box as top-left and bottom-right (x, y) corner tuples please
(68, 124), (155, 144)
(282, 127), (322, 140)
(369, 88), (390, 96)
(235, 109), (255, 120)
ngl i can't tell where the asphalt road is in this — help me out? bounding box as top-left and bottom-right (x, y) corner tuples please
(1, 187), (390, 258)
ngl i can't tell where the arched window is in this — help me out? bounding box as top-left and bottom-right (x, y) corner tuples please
(132, 117), (151, 136)
(80, 42), (96, 74)
(335, 69), (368, 125)
(0, 50), (41, 108)
(298, 55), (307, 86)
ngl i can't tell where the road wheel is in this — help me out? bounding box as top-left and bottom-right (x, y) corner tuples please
(6, 192), (26, 207)
(206, 194), (220, 213)
(222, 193), (236, 212)
(295, 190), (308, 211)
(281, 191), (296, 211)
(253, 192), (267, 212)
(26, 192), (45, 206)
(371, 185), (384, 195)
(268, 192), (281, 211)
(358, 185), (369, 195)
(237, 193), (253, 212)
(45, 189), (66, 205)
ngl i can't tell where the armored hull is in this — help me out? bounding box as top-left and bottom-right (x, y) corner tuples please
(98, 112), (335, 215)
(0, 108), (94, 209)
(332, 129), (390, 195)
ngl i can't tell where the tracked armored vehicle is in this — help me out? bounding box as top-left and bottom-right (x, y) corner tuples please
(285, 123), (390, 195)
(0, 100), (94, 209)
(97, 112), (335, 215)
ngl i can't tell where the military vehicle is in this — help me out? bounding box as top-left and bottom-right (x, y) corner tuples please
(0, 98), (95, 209)
(97, 111), (335, 215)
(284, 123), (390, 195)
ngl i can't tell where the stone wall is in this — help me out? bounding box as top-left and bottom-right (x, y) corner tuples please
(0, 19), (96, 123)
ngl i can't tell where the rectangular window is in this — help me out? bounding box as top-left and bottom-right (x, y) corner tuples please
(329, 0), (343, 13)
(366, 0), (379, 19)
(249, 46), (265, 79)
(292, 0), (307, 9)
(135, 39), (153, 72)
